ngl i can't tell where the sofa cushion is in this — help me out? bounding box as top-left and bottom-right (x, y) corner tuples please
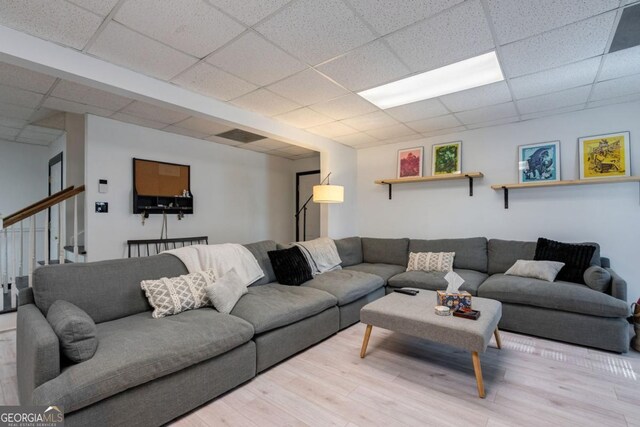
(205, 269), (248, 314)
(409, 238), (488, 272)
(534, 238), (597, 284)
(387, 269), (488, 296)
(505, 260), (565, 282)
(478, 274), (629, 318)
(361, 238), (409, 266)
(344, 263), (406, 283)
(244, 240), (278, 286)
(33, 254), (188, 324)
(334, 237), (363, 267)
(407, 252), (455, 272)
(141, 269), (215, 318)
(32, 309), (254, 413)
(302, 269), (384, 306)
(488, 239), (537, 275)
(46, 300), (98, 363)
(231, 284), (336, 334)
(268, 247), (313, 286)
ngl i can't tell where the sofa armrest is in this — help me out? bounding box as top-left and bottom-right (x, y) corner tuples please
(17, 304), (60, 405)
(605, 268), (627, 302)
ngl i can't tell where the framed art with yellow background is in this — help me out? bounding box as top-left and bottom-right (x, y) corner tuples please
(578, 131), (630, 180)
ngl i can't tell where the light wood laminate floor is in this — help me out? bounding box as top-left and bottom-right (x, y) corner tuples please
(0, 323), (638, 426)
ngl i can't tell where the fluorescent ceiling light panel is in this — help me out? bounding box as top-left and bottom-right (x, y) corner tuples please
(358, 52), (504, 109)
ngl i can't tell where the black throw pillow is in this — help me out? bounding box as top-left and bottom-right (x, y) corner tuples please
(268, 246), (312, 286)
(534, 238), (596, 284)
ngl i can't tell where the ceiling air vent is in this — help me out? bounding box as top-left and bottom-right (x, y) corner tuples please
(609, 3), (640, 53)
(215, 128), (266, 143)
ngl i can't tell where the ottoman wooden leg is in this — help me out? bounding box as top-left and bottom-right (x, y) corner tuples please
(494, 327), (502, 349)
(471, 351), (485, 398)
(360, 324), (373, 358)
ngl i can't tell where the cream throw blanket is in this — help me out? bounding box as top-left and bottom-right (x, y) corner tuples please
(295, 237), (342, 275)
(164, 244), (264, 286)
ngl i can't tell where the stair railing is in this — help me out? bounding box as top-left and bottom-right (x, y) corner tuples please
(0, 185), (85, 310)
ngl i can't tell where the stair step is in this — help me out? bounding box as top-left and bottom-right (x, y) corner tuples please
(37, 259), (73, 266)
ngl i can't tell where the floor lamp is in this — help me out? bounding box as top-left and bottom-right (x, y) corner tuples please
(295, 172), (344, 241)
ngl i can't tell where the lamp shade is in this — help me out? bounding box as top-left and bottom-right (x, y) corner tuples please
(313, 184), (344, 203)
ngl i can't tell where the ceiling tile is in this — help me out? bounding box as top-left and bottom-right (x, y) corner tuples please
(120, 101), (190, 124)
(346, 0), (463, 36)
(247, 138), (291, 150)
(309, 94), (377, 120)
(172, 62), (257, 101)
(334, 132), (379, 147)
(67, 0), (119, 16)
(439, 81), (512, 112)
(206, 32), (306, 86)
(588, 93), (640, 109)
(500, 12), (616, 78)
(241, 142), (273, 153)
(32, 112), (66, 130)
(0, 85), (43, 108)
(364, 123), (417, 139)
(22, 124), (64, 136)
(486, 0), (619, 45)
(590, 73), (640, 101)
(454, 102), (517, 125)
(172, 117), (234, 135)
(0, 103), (36, 120)
(274, 108), (334, 128)
(510, 57), (601, 99)
(273, 145), (316, 156)
(109, 112), (169, 130)
(421, 125), (467, 138)
(405, 114), (462, 132)
(599, 45), (640, 81)
(206, 134), (244, 146)
(231, 89), (300, 116)
(255, 0), (376, 65)
(207, 0), (291, 26)
(464, 117), (519, 130)
(267, 69), (348, 106)
(385, 98), (449, 122)
(115, 0), (245, 58)
(0, 0), (103, 50)
(316, 40), (410, 91)
(51, 80), (132, 111)
(0, 63), (56, 94)
(18, 128), (61, 142)
(307, 121), (357, 138)
(42, 96), (113, 116)
(88, 22), (199, 80)
(341, 111), (398, 131)
(520, 104), (586, 121)
(0, 117), (28, 129)
(516, 85), (591, 114)
(385, 0), (494, 73)
(163, 125), (210, 140)
(0, 126), (20, 139)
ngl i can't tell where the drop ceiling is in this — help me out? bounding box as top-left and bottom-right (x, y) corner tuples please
(0, 0), (639, 150)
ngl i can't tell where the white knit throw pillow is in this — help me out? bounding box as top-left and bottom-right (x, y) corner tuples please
(141, 269), (215, 318)
(407, 252), (455, 272)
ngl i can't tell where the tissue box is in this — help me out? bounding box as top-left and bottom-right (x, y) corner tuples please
(436, 291), (472, 311)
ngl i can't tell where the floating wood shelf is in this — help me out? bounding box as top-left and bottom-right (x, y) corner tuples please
(491, 176), (640, 209)
(375, 172), (484, 199)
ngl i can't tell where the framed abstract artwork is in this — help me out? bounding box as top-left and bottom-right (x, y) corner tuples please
(397, 147), (423, 178)
(518, 141), (560, 184)
(432, 141), (461, 175)
(578, 131), (630, 180)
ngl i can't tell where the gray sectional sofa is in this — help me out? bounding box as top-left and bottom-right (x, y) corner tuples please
(17, 236), (630, 426)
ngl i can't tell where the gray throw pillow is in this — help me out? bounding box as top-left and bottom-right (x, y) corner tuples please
(505, 260), (565, 282)
(205, 269), (248, 314)
(47, 300), (98, 363)
(583, 266), (611, 293)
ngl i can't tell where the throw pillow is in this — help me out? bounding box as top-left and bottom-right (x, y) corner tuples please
(205, 269), (248, 314)
(505, 260), (565, 282)
(406, 252), (455, 272)
(534, 238), (597, 284)
(583, 266), (611, 293)
(268, 246), (313, 286)
(46, 300), (98, 363)
(141, 269), (215, 318)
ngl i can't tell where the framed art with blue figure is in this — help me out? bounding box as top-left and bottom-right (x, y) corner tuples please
(518, 141), (560, 184)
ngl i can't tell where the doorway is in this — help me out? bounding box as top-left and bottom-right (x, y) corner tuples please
(48, 152), (63, 262)
(296, 170), (320, 242)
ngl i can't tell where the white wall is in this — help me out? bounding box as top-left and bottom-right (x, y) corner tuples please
(357, 101), (640, 300)
(84, 115), (296, 261)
